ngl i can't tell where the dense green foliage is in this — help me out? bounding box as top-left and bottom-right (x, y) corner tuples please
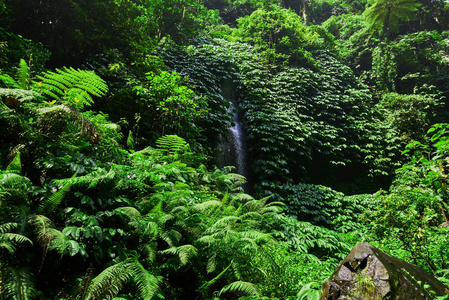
(1, 0), (449, 299)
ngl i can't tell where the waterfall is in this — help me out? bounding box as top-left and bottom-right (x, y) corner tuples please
(218, 79), (251, 191)
(228, 102), (248, 177)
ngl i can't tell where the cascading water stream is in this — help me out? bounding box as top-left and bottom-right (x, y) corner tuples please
(218, 79), (251, 192)
(228, 102), (248, 178)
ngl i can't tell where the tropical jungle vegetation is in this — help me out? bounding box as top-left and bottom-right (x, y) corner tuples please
(0, 0), (449, 299)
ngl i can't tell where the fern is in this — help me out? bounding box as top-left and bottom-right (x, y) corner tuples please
(296, 282), (321, 300)
(86, 260), (132, 300)
(37, 227), (80, 256)
(17, 59), (31, 89)
(198, 263), (232, 293)
(37, 67), (108, 109)
(5, 151), (22, 174)
(156, 135), (188, 155)
(0, 223), (32, 253)
(86, 258), (160, 300)
(0, 266), (37, 300)
(160, 229), (182, 247)
(0, 59), (31, 89)
(37, 172), (77, 214)
(0, 88), (39, 103)
(55, 167), (116, 189)
(160, 244), (198, 266)
(218, 281), (260, 297)
(0, 173), (32, 191)
(127, 259), (161, 300)
(0, 73), (20, 88)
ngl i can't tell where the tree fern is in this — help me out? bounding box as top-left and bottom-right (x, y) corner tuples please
(36, 67), (108, 109)
(218, 280), (260, 297)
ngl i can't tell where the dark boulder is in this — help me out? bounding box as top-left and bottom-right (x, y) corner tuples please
(321, 242), (449, 299)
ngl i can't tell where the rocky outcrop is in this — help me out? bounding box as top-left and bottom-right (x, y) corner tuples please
(321, 242), (449, 299)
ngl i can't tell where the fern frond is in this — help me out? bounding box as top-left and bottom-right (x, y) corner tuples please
(0, 88), (39, 103)
(198, 263), (232, 293)
(127, 259), (160, 300)
(38, 172), (77, 214)
(17, 59), (31, 89)
(31, 214), (53, 234)
(156, 135), (188, 155)
(206, 253), (217, 273)
(0, 173), (31, 190)
(138, 242), (158, 262)
(218, 281), (260, 297)
(55, 168), (115, 189)
(39, 228), (80, 256)
(192, 200), (223, 214)
(196, 235), (216, 247)
(0, 225), (33, 253)
(0, 73), (20, 88)
(86, 260), (131, 300)
(37, 67), (108, 109)
(297, 282), (321, 300)
(5, 151), (22, 174)
(160, 229), (182, 247)
(114, 206), (142, 220)
(210, 216), (240, 230)
(160, 244), (198, 266)
(0, 266), (37, 300)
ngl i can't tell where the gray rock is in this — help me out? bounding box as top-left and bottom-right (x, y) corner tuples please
(321, 242), (449, 299)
